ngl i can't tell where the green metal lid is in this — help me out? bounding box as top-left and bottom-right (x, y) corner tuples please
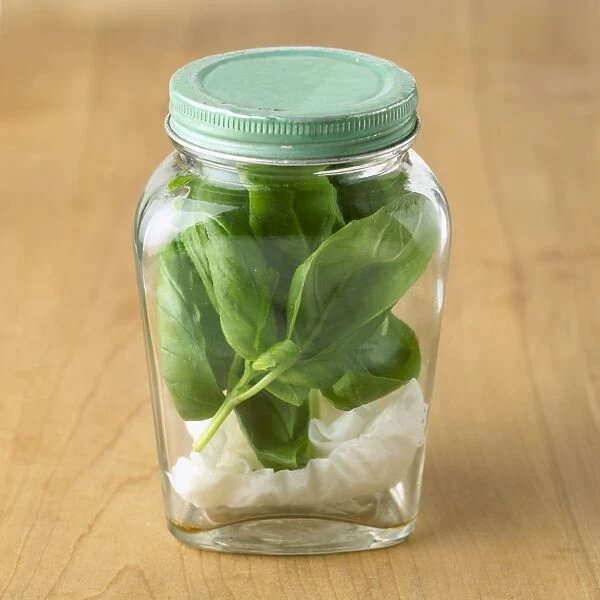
(168, 47), (418, 160)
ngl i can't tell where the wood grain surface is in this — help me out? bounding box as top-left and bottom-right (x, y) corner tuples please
(1, 0), (599, 598)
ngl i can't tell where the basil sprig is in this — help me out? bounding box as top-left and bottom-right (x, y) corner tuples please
(155, 168), (437, 470)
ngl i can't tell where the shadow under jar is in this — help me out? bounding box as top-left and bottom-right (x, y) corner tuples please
(134, 47), (451, 555)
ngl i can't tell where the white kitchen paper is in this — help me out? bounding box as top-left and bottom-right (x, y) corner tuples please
(168, 379), (428, 508)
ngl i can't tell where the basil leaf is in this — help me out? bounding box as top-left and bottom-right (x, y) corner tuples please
(180, 224), (217, 310)
(167, 174), (195, 192)
(287, 192), (438, 357)
(156, 240), (226, 419)
(279, 312), (418, 396)
(265, 379), (309, 407)
(253, 339), (300, 371)
(331, 170), (409, 221)
(244, 167), (342, 267)
(178, 177), (279, 361)
(277, 355), (343, 389)
(243, 167), (343, 320)
(278, 315), (386, 388)
(235, 391), (309, 471)
(323, 314), (421, 410)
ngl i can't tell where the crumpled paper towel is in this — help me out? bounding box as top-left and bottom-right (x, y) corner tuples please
(168, 379), (428, 508)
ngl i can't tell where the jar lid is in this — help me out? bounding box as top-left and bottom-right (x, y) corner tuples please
(168, 47), (418, 160)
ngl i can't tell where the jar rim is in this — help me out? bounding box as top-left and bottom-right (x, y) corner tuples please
(165, 115), (420, 167)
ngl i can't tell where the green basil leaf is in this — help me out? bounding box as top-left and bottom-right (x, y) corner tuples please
(178, 176), (279, 361)
(243, 166), (343, 268)
(323, 314), (421, 409)
(167, 174), (195, 192)
(253, 339), (301, 371)
(235, 391), (309, 470)
(279, 312), (416, 394)
(277, 354), (343, 389)
(242, 167), (343, 333)
(287, 192), (438, 356)
(265, 379), (309, 407)
(204, 213), (279, 360)
(331, 170), (409, 221)
(180, 223), (217, 310)
(278, 314), (386, 388)
(156, 240), (226, 419)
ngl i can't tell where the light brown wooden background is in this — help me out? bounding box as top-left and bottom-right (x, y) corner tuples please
(1, 0), (599, 598)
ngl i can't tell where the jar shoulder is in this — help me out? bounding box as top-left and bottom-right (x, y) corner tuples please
(404, 150), (450, 216)
(133, 151), (181, 256)
(403, 149), (451, 250)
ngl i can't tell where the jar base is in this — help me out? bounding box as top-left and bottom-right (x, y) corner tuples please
(167, 517), (416, 555)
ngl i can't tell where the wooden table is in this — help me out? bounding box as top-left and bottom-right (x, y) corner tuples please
(1, 0), (599, 598)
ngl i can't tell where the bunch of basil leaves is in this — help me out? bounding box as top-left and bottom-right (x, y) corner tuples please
(156, 166), (438, 471)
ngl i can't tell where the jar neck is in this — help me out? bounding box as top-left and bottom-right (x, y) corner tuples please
(166, 116), (420, 180)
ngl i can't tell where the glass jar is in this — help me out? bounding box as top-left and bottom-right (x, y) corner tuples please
(134, 47), (450, 554)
